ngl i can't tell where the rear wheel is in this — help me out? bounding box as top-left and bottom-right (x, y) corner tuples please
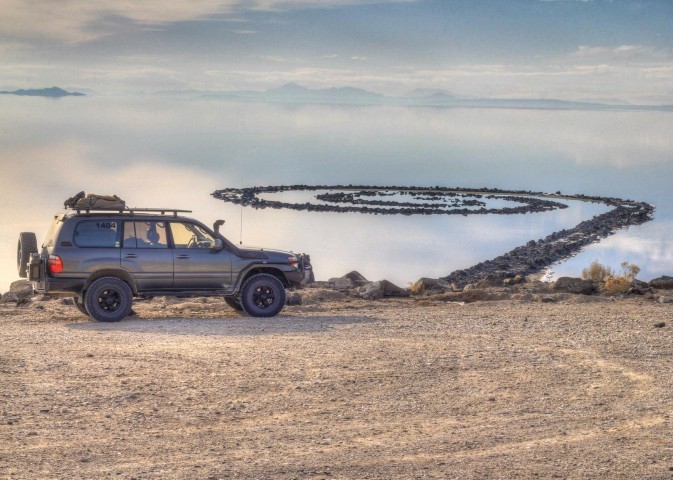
(240, 273), (286, 317)
(17, 232), (38, 278)
(84, 277), (133, 322)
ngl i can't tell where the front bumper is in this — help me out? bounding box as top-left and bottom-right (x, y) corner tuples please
(285, 253), (313, 286)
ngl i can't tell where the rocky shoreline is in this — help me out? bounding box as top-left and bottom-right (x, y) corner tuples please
(310, 270), (673, 306)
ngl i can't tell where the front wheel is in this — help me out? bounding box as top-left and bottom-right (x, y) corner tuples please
(240, 274), (286, 317)
(84, 277), (133, 322)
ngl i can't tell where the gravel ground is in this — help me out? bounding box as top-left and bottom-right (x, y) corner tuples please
(1, 294), (673, 479)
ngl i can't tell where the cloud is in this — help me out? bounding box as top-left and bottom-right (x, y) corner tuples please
(0, 1), (233, 44)
(571, 44), (669, 62)
(0, 0), (417, 44)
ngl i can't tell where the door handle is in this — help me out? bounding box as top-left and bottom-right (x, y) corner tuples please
(124, 254), (137, 258)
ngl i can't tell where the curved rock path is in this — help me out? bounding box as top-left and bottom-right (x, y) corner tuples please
(213, 185), (654, 287)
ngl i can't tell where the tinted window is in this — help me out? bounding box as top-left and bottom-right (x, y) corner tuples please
(73, 221), (120, 248)
(123, 221), (168, 249)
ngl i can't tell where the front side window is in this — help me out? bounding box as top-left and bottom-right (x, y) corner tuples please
(170, 222), (217, 249)
(73, 220), (120, 248)
(123, 221), (168, 249)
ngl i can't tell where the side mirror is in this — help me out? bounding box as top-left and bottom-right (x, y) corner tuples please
(213, 238), (224, 250)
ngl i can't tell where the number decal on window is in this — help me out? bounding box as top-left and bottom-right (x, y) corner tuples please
(96, 222), (117, 229)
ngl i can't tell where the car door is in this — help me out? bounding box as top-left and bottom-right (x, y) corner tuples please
(169, 221), (232, 290)
(120, 220), (174, 290)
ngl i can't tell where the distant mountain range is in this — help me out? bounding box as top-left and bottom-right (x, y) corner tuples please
(169, 83), (673, 112)
(0, 87), (85, 97)
(2, 84), (670, 112)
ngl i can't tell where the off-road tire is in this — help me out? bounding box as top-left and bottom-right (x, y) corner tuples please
(84, 277), (133, 322)
(240, 273), (286, 317)
(224, 296), (243, 311)
(17, 232), (38, 278)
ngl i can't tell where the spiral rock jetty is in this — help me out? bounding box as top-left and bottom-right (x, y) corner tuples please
(212, 185), (654, 286)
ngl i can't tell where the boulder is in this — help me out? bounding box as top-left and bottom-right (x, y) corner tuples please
(659, 296), (673, 304)
(359, 283), (384, 301)
(553, 277), (596, 295)
(359, 280), (409, 300)
(410, 278), (453, 295)
(9, 280), (34, 300)
(650, 276), (673, 290)
(0, 292), (19, 304)
(342, 271), (369, 287)
(379, 280), (410, 297)
(1, 280), (35, 305)
(476, 274), (505, 288)
(286, 292), (302, 306)
(328, 277), (355, 290)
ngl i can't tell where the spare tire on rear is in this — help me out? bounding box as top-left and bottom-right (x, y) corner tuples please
(17, 232), (38, 278)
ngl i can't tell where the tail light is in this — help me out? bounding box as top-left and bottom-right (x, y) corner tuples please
(48, 255), (63, 274)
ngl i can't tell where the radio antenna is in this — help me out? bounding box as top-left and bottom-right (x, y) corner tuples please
(240, 204), (243, 245)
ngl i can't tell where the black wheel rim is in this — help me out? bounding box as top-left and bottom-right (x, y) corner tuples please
(252, 284), (276, 309)
(97, 288), (122, 312)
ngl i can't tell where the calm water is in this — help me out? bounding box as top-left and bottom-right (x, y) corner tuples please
(1, 95), (672, 291)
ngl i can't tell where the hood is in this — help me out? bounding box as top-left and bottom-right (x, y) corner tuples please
(236, 246), (294, 261)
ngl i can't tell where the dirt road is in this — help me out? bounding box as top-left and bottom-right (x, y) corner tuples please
(2, 295), (673, 479)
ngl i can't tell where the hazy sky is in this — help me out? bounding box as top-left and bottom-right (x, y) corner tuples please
(1, 0), (672, 101)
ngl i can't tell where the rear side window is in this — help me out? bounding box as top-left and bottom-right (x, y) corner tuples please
(73, 221), (120, 248)
(43, 218), (63, 248)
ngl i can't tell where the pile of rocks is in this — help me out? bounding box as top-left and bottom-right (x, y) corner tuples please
(0, 280), (36, 305)
(325, 271), (410, 300)
(294, 271), (673, 305)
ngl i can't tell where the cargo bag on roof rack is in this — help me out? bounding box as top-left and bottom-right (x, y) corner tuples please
(64, 192), (126, 210)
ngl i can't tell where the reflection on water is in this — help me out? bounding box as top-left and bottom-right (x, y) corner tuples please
(0, 96), (672, 291)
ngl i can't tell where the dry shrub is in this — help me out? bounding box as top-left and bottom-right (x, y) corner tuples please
(602, 276), (632, 293)
(620, 261), (640, 280)
(581, 261), (614, 282)
(595, 261), (641, 294)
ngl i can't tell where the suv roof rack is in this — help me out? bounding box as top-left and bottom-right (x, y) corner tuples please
(69, 207), (193, 217)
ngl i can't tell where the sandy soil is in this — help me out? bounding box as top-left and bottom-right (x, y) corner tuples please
(1, 293), (673, 479)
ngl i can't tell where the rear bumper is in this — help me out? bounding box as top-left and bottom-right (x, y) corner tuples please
(34, 277), (85, 295)
(28, 254), (84, 295)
